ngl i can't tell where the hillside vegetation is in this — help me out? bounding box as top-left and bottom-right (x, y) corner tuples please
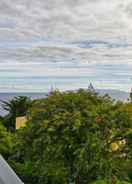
(0, 89), (132, 184)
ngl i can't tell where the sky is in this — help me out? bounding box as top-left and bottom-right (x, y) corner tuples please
(0, 0), (132, 92)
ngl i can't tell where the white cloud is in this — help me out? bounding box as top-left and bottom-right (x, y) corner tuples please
(0, 0), (132, 41)
(0, 0), (132, 91)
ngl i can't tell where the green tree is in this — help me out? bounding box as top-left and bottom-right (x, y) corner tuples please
(0, 121), (14, 159)
(1, 96), (32, 131)
(8, 90), (132, 184)
(129, 88), (132, 102)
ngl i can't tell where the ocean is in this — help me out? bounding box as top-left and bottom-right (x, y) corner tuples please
(0, 89), (129, 115)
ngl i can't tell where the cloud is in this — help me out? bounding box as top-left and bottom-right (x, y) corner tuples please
(0, 0), (132, 91)
(0, 0), (132, 41)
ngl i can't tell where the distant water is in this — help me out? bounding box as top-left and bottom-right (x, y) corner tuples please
(0, 0), (132, 92)
(0, 90), (129, 116)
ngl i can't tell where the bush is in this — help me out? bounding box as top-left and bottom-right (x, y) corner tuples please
(7, 90), (132, 184)
(91, 179), (131, 184)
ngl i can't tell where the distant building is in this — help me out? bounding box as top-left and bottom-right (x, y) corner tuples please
(0, 155), (24, 184)
(16, 116), (28, 130)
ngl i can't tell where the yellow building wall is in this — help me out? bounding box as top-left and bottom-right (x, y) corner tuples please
(16, 116), (28, 130)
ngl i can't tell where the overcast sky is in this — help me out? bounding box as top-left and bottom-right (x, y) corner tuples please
(0, 0), (132, 92)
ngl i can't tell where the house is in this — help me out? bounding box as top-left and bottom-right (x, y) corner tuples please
(16, 116), (28, 130)
(0, 155), (24, 184)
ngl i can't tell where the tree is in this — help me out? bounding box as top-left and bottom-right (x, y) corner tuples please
(0, 121), (14, 159)
(129, 88), (132, 102)
(88, 83), (96, 94)
(1, 96), (32, 131)
(8, 90), (132, 183)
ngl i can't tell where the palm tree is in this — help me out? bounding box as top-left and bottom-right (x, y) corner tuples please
(1, 96), (32, 131)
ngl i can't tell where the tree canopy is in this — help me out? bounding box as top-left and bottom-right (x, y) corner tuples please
(1, 96), (31, 131)
(6, 90), (132, 184)
(0, 120), (14, 159)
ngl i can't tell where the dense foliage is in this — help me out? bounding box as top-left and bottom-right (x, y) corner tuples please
(0, 120), (13, 159)
(0, 90), (132, 184)
(1, 96), (31, 131)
